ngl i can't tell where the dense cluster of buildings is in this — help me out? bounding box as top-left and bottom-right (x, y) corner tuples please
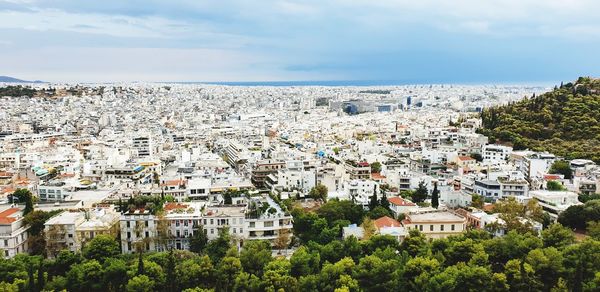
(0, 82), (596, 258)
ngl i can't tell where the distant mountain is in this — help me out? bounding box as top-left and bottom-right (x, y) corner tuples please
(480, 76), (600, 163)
(0, 76), (44, 83)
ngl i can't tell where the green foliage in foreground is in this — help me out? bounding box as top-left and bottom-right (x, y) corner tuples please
(1, 220), (599, 291)
(480, 77), (600, 163)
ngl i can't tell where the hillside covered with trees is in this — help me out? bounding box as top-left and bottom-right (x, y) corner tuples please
(480, 77), (600, 162)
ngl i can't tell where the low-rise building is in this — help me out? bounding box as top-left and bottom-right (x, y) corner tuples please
(402, 211), (467, 239)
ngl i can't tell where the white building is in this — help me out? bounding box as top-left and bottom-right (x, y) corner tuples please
(483, 145), (512, 163)
(529, 190), (582, 219)
(0, 207), (29, 258)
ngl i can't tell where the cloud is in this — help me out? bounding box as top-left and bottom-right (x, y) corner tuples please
(0, 0), (599, 82)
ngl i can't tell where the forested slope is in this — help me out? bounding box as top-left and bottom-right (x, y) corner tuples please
(480, 77), (600, 162)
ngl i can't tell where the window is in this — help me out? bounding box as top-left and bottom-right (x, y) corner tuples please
(176, 221), (180, 227)
(249, 222), (255, 228)
(430, 225), (434, 231)
(210, 219), (214, 225)
(127, 232), (131, 239)
(145, 231), (149, 238)
(68, 234), (73, 238)
(233, 228), (236, 234)
(451, 224), (455, 231)
(419, 225), (423, 231)
(210, 229), (214, 234)
(145, 221), (149, 227)
(264, 221), (274, 227)
(440, 225), (444, 231)
(126, 221), (131, 228)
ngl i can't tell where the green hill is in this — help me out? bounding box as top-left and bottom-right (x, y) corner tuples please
(479, 77), (600, 163)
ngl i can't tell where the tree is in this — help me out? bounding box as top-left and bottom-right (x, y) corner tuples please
(525, 248), (564, 291)
(542, 223), (575, 249)
(353, 255), (399, 291)
(549, 160), (573, 179)
(401, 257), (440, 291)
(562, 239), (600, 291)
(189, 228), (208, 254)
(431, 182), (439, 209)
(401, 229), (428, 257)
(370, 162), (382, 173)
(165, 249), (177, 292)
(316, 199), (364, 226)
(587, 221), (600, 240)
(217, 257), (242, 292)
(547, 180), (566, 191)
(240, 240), (272, 276)
(369, 191), (379, 211)
(82, 234), (120, 262)
(492, 197), (544, 234)
(471, 194), (484, 209)
(380, 192), (390, 211)
(309, 184), (328, 202)
(558, 199), (600, 230)
(412, 181), (428, 203)
(360, 218), (377, 240)
(126, 275), (154, 292)
(205, 227), (232, 263)
(12, 189), (34, 215)
(176, 256), (214, 290)
(290, 246), (320, 277)
(103, 258), (128, 292)
(66, 260), (105, 292)
(367, 206), (391, 219)
(275, 229), (291, 254)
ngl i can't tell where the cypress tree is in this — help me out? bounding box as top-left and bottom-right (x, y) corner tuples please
(431, 182), (439, 209)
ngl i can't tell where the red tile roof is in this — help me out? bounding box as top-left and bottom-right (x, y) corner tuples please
(164, 202), (189, 211)
(543, 174), (562, 180)
(374, 216), (401, 229)
(161, 179), (187, 187)
(388, 196), (416, 207)
(372, 173), (386, 180)
(0, 208), (20, 224)
(458, 156), (475, 161)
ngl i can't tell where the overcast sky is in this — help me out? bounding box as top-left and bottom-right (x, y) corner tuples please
(1, 0), (599, 83)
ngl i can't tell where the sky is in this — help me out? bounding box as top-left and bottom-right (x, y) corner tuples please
(1, 0), (600, 83)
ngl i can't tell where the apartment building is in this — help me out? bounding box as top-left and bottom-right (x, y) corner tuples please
(45, 208), (120, 257)
(0, 207), (28, 258)
(482, 145), (512, 163)
(120, 209), (156, 254)
(251, 160), (285, 189)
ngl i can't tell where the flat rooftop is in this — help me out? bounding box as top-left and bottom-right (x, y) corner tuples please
(407, 211), (465, 223)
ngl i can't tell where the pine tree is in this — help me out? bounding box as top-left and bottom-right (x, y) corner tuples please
(369, 185), (379, 211)
(431, 182), (439, 209)
(137, 250), (144, 275)
(36, 263), (45, 292)
(380, 192), (390, 211)
(166, 248), (176, 292)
